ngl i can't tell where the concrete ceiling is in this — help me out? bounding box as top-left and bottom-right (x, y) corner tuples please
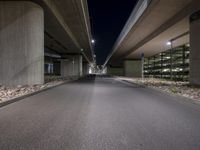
(128, 17), (189, 59)
(31, 0), (93, 63)
(106, 0), (200, 65)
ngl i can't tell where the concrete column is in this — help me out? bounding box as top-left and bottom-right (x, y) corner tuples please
(190, 10), (200, 85)
(107, 66), (123, 76)
(0, 1), (44, 86)
(83, 63), (89, 76)
(124, 60), (142, 77)
(79, 55), (83, 77)
(61, 55), (83, 77)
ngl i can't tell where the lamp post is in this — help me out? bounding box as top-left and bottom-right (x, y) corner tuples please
(141, 53), (144, 80)
(91, 39), (96, 73)
(167, 41), (173, 80)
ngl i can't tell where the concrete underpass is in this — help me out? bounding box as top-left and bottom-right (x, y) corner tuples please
(0, 0), (200, 149)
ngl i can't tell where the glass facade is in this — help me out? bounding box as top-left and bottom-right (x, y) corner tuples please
(144, 44), (190, 81)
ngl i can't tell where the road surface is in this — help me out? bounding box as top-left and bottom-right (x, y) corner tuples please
(0, 76), (200, 150)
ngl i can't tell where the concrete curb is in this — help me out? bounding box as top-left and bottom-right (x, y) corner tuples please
(118, 78), (200, 106)
(0, 80), (74, 108)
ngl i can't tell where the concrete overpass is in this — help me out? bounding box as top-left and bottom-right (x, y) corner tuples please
(0, 0), (94, 85)
(0, 2), (200, 149)
(104, 0), (200, 85)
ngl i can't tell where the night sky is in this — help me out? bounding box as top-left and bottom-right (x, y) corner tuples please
(88, 0), (138, 65)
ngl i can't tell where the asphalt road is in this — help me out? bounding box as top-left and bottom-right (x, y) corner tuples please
(0, 75), (200, 150)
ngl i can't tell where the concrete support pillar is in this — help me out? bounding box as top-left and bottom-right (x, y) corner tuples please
(124, 60), (142, 77)
(107, 66), (123, 76)
(61, 55), (83, 78)
(79, 55), (83, 77)
(190, 10), (200, 85)
(0, 1), (44, 86)
(83, 63), (89, 76)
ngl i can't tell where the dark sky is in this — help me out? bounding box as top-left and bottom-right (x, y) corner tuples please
(88, 0), (138, 65)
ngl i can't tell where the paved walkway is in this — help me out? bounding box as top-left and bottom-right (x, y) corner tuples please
(0, 76), (200, 150)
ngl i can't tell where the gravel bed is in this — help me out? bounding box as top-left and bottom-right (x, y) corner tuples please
(118, 77), (200, 102)
(0, 76), (71, 103)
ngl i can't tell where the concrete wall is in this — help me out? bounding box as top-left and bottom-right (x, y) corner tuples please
(0, 1), (44, 86)
(190, 10), (200, 85)
(61, 55), (82, 77)
(124, 60), (142, 77)
(107, 66), (124, 76)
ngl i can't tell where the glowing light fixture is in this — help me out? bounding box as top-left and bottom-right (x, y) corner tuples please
(166, 41), (172, 46)
(91, 39), (95, 44)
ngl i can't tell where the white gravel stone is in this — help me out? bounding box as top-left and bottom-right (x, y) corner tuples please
(0, 76), (70, 103)
(118, 77), (200, 102)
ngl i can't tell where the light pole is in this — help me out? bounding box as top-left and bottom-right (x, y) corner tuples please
(91, 39), (96, 73)
(141, 53), (144, 80)
(167, 41), (173, 80)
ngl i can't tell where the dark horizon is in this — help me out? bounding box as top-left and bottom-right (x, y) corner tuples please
(88, 0), (138, 65)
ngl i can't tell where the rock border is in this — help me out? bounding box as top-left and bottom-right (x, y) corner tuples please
(117, 77), (200, 106)
(0, 80), (72, 108)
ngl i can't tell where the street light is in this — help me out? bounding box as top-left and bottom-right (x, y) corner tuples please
(91, 39), (95, 44)
(140, 53), (144, 80)
(166, 40), (173, 80)
(166, 41), (172, 46)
